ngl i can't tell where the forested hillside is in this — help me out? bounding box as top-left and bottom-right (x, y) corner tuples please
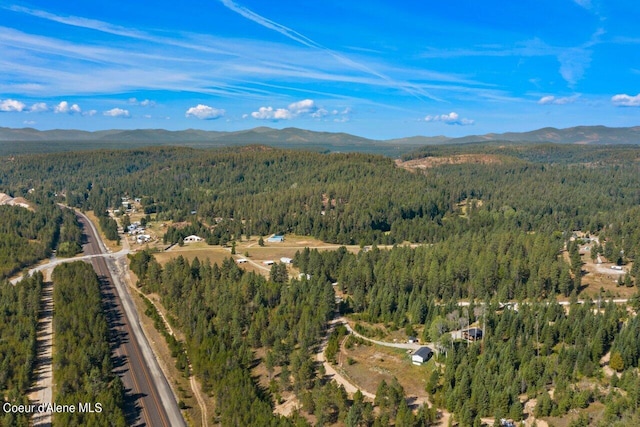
(1, 144), (640, 247)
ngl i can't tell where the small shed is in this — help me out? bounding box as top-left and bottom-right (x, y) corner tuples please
(462, 328), (483, 341)
(280, 257), (293, 264)
(411, 347), (433, 365)
(236, 258), (248, 264)
(263, 260), (275, 265)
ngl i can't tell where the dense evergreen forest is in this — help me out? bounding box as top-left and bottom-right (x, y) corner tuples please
(2, 143), (640, 425)
(0, 203), (82, 278)
(0, 273), (42, 427)
(51, 262), (127, 427)
(130, 251), (438, 425)
(1, 144), (639, 248)
(294, 247), (640, 425)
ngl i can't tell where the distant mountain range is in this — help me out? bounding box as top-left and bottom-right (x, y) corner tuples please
(2, 125), (640, 144)
(0, 125), (639, 156)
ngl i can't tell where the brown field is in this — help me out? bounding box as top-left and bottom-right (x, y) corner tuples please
(396, 154), (503, 171)
(339, 341), (433, 403)
(151, 235), (378, 278)
(562, 244), (636, 299)
(154, 244), (232, 266)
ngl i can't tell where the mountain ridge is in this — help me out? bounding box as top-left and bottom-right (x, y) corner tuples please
(2, 125), (639, 145)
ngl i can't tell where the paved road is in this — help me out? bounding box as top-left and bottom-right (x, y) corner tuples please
(77, 212), (185, 427)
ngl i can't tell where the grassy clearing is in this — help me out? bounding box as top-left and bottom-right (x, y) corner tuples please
(339, 340), (434, 401)
(154, 244), (231, 266)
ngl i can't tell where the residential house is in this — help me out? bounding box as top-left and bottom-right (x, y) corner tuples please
(411, 347), (433, 365)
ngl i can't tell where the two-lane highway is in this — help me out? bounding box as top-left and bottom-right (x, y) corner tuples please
(77, 212), (185, 427)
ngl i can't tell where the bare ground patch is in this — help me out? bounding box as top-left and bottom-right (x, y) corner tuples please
(562, 247), (636, 299)
(339, 341), (433, 403)
(396, 154), (503, 171)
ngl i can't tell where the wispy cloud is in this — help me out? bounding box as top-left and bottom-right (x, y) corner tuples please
(574, 0), (591, 10)
(185, 104), (225, 119)
(218, 0), (438, 101)
(537, 95), (580, 105)
(611, 93), (640, 107)
(0, 5), (487, 107)
(129, 98), (156, 107)
(424, 112), (474, 126)
(29, 102), (48, 112)
(420, 30), (604, 87)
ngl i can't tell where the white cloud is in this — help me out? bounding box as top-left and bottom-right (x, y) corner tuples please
(185, 104), (225, 120)
(537, 95), (579, 105)
(84, 109), (97, 116)
(23, 120), (36, 125)
(251, 99), (328, 120)
(103, 108), (130, 118)
(0, 98), (26, 112)
(424, 112), (474, 126)
(288, 99), (315, 115)
(54, 101), (81, 114)
(611, 93), (640, 107)
(251, 106), (293, 120)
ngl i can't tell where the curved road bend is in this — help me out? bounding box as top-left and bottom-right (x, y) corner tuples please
(77, 212), (185, 427)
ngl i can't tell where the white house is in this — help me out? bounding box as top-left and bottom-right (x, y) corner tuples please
(280, 257), (293, 264)
(267, 234), (285, 243)
(136, 234), (151, 244)
(411, 347), (433, 365)
(263, 260), (275, 265)
(236, 258), (248, 264)
(184, 235), (203, 243)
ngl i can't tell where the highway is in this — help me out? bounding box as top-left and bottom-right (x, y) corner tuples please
(77, 212), (185, 427)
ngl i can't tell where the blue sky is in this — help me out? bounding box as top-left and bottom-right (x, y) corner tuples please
(0, 0), (639, 139)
